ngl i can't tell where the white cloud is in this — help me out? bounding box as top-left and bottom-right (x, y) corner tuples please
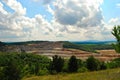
(53, 0), (104, 28)
(0, 2), (8, 15)
(0, 0), (118, 42)
(3, 0), (26, 15)
(47, 5), (54, 15)
(108, 18), (119, 24)
(116, 3), (120, 8)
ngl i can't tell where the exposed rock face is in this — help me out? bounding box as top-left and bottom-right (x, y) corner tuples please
(1, 41), (120, 62)
(27, 41), (63, 50)
(0, 41), (63, 53)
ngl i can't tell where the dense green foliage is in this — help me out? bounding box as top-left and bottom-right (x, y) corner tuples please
(1, 61), (21, 80)
(63, 41), (113, 53)
(49, 55), (64, 73)
(1, 52), (120, 80)
(86, 56), (101, 71)
(68, 56), (78, 72)
(107, 58), (120, 68)
(0, 52), (50, 80)
(111, 25), (120, 53)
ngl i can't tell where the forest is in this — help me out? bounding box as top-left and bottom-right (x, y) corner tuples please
(1, 52), (120, 80)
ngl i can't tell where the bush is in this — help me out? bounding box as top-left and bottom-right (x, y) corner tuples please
(38, 68), (49, 75)
(78, 67), (88, 73)
(107, 58), (120, 68)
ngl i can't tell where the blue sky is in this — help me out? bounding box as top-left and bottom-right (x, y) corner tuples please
(0, 0), (120, 42)
(18, 0), (53, 21)
(101, 0), (120, 22)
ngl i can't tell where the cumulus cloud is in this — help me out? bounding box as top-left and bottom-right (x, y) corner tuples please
(49, 0), (106, 39)
(0, 0), (53, 41)
(0, 0), (117, 41)
(53, 0), (104, 28)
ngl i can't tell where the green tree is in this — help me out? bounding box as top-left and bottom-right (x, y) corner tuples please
(3, 61), (21, 80)
(111, 25), (120, 53)
(68, 56), (78, 72)
(86, 56), (100, 71)
(49, 55), (64, 73)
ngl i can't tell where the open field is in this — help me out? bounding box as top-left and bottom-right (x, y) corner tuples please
(22, 68), (120, 80)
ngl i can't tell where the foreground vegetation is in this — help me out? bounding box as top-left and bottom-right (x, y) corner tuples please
(0, 52), (50, 80)
(1, 52), (120, 80)
(22, 68), (120, 80)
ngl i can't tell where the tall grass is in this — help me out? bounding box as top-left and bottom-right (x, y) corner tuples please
(22, 68), (120, 80)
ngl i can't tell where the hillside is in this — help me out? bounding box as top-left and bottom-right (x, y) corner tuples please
(0, 41), (118, 61)
(0, 41), (114, 53)
(63, 41), (114, 52)
(22, 68), (120, 80)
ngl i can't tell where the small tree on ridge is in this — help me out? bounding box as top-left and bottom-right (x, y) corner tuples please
(111, 25), (120, 53)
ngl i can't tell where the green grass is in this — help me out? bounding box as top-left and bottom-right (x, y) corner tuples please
(22, 68), (120, 80)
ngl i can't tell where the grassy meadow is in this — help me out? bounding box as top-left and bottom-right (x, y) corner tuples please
(22, 68), (120, 80)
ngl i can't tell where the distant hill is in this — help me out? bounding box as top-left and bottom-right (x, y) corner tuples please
(0, 41), (63, 52)
(63, 41), (114, 52)
(4, 40), (116, 45)
(71, 40), (116, 45)
(5, 41), (48, 45)
(0, 40), (115, 53)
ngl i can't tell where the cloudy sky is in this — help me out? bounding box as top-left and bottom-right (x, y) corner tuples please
(0, 0), (120, 42)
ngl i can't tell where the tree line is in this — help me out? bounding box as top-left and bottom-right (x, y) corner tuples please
(1, 52), (120, 80)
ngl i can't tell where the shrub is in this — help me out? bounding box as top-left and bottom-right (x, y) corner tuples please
(78, 67), (88, 73)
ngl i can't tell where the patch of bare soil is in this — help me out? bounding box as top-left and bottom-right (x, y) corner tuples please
(34, 49), (120, 61)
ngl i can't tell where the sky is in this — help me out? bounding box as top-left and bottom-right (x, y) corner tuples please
(0, 0), (120, 42)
